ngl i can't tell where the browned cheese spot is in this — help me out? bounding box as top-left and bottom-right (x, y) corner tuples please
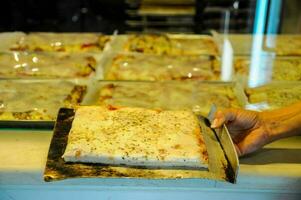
(172, 144), (181, 149)
(75, 150), (81, 158)
(158, 149), (166, 154)
(107, 105), (118, 111)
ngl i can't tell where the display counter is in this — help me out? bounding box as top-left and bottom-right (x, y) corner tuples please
(0, 130), (300, 200)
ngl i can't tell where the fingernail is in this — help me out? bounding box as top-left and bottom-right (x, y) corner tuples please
(211, 119), (218, 128)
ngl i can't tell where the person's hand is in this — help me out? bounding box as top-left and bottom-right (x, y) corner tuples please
(211, 109), (271, 157)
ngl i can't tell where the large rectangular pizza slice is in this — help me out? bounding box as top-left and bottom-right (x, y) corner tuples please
(0, 81), (87, 120)
(0, 52), (96, 78)
(234, 57), (301, 81)
(9, 33), (110, 53)
(219, 34), (301, 56)
(123, 34), (219, 56)
(263, 35), (301, 56)
(105, 53), (220, 81)
(62, 106), (209, 168)
(246, 84), (301, 110)
(97, 81), (241, 116)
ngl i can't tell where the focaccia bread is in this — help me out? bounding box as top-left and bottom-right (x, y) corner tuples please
(62, 106), (208, 168)
(105, 53), (220, 81)
(0, 81), (86, 120)
(123, 34), (219, 56)
(9, 33), (110, 53)
(234, 57), (301, 81)
(0, 52), (96, 78)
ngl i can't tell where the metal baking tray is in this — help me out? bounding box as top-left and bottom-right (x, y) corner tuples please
(0, 79), (90, 129)
(44, 107), (239, 183)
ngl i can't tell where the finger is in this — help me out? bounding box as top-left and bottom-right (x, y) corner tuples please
(211, 109), (238, 128)
(236, 128), (268, 156)
(210, 110), (226, 128)
(232, 130), (249, 143)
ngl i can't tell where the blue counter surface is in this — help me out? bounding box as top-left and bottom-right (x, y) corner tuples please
(0, 130), (300, 200)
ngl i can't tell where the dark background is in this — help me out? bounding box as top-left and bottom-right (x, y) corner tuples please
(2, 0), (294, 34)
(0, 0), (127, 33)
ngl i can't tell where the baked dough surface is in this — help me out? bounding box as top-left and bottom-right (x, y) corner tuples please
(63, 106), (208, 168)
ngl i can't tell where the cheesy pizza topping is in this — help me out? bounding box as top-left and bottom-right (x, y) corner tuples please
(263, 35), (301, 56)
(105, 54), (220, 81)
(246, 84), (301, 110)
(0, 81), (86, 120)
(235, 57), (301, 81)
(0, 52), (96, 78)
(123, 34), (219, 56)
(10, 33), (110, 53)
(97, 82), (241, 116)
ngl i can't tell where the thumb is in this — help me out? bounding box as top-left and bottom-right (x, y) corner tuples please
(211, 109), (238, 128)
